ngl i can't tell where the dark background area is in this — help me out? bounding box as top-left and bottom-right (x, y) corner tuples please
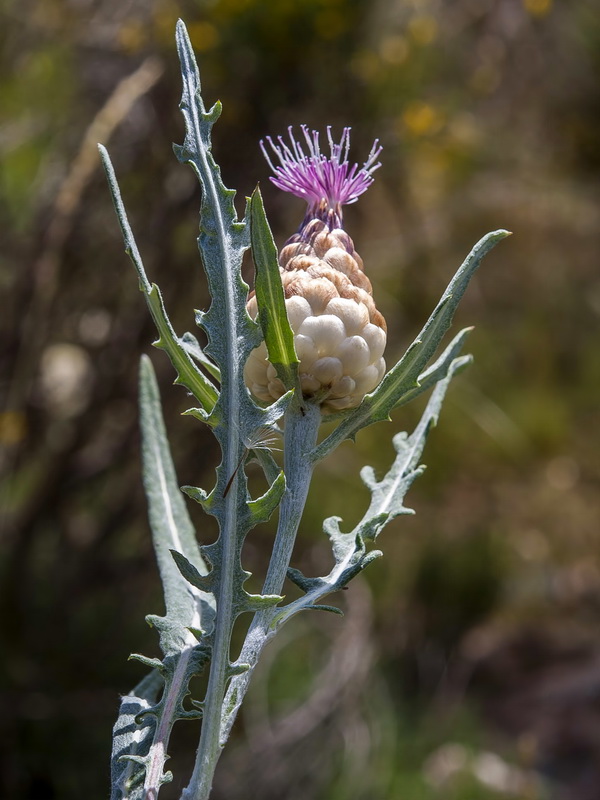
(1, 0), (599, 798)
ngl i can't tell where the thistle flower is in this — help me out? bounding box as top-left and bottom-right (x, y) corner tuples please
(245, 126), (387, 413)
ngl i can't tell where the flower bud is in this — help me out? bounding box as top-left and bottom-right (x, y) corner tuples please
(245, 126), (386, 413)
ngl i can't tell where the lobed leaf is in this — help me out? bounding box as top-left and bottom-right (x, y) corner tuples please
(354, 355), (468, 541)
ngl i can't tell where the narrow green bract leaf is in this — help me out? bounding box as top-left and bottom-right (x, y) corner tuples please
(250, 186), (300, 392)
(148, 285), (219, 416)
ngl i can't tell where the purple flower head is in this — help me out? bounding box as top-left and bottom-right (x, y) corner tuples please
(260, 125), (382, 229)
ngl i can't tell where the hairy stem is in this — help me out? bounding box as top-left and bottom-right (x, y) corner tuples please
(220, 399), (322, 742)
(181, 451), (242, 800)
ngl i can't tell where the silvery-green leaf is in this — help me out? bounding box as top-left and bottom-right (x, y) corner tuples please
(355, 355), (467, 540)
(110, 670), (163, 800)
(139, 355), (215, 650)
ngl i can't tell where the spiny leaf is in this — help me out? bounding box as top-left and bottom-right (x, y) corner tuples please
(115, 360), (215, 798)
(273, 355), (467, 631)
(114, 642), (211, 797)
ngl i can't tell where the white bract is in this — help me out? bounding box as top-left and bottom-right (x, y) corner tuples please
(245, 293), (386, 410)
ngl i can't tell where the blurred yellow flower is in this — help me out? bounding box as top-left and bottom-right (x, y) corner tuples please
(380, 35), (409, 66)
(118, 21), (147, 54)
(402, 101), (444, 137)
(188, 22), (220, 52)
(524, 0), (552, 17)
(0, 411), (27, 445)
(350, 50), (380, 82)
(153, 4), (180, 44)
(408, 15), (438, 46)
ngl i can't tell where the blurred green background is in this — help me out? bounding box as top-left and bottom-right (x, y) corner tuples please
(1, 0), (599, 798)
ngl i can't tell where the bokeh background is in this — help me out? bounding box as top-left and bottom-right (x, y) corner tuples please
(1, 0), (599, 798)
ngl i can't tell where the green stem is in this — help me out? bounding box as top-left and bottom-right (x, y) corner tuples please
(219, 399), (322, 743)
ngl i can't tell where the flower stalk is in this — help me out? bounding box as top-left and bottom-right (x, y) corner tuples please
(220, 397), (322, 744)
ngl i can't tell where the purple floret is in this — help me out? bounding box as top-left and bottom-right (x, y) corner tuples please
(260, 126), (382, 219)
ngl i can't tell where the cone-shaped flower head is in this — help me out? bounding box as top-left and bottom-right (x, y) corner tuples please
(245, 126), (387, 413)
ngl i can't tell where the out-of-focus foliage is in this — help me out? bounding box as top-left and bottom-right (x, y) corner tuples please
(1, 0), (599, 798)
